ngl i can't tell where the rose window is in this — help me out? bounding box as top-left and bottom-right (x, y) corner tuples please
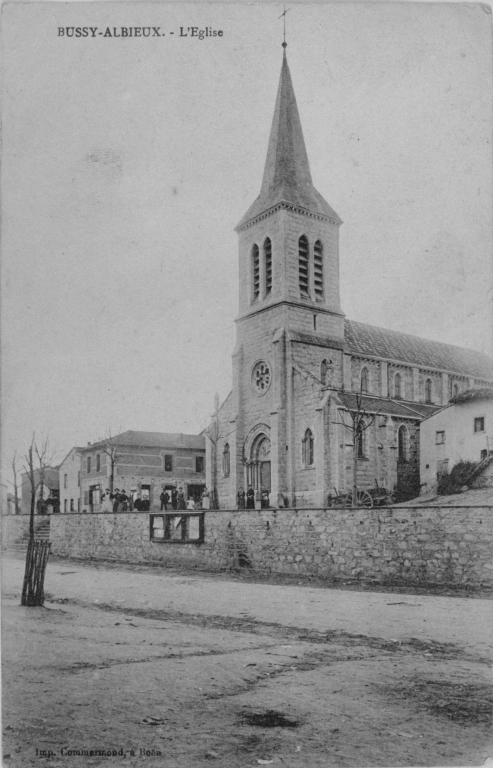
(252, 361), (271, 394)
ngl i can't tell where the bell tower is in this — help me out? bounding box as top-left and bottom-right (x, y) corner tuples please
(228, 46), (345, 508)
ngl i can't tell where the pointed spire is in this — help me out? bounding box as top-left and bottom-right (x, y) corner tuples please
(237, 50), (340, 229)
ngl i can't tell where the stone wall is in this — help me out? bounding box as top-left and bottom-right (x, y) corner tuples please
(2, 514), (31, 546)
(49, 505), (493, 587)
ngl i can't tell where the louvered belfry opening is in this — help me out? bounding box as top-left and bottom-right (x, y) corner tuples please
(264, 238), (272, 294)
(298, 235), (309, 296)
(314, 240), (324, 299)
(252, 244), (260, 300)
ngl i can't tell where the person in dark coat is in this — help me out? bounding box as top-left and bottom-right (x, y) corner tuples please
(120, 490), (128, 512)
(171, 488), (178, 510)
(237, 487), (245, 509)
(261, 488), (270, 509)
(160, 490), (170, 511)
(177, 487), (186, 510)
(246, 486), (255, 509)
(112, 489), (120, 513)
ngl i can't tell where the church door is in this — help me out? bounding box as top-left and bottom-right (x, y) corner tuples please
(260, 461), (271, 492)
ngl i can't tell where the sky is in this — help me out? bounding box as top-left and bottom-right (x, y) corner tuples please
(2, 1), (492, 480)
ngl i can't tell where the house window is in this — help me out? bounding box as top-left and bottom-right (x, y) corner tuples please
(474, 417), (485, 433)
(195, 456), (204, 474)
(70, 499), (74, 512)
(298, 235), (309, 296)
(394, 373), (402, 399)
(64, 499), (67, 513)
(64, 473), (68, 489)
(302, 428), (314, 467)
(313, 240), (324, 299)
(150, 513), (204, 544)
(164, 455), (173, 472)
(436, 431), (445, 445)
(481, 449), (488, 461)
(264, 238), (272, 295)
(222, 443), (230, 477)
(96, 454), (101, 472)
(398, 425), (407, 460)
(425, 378), (432, 404)
(87, 456), (91, 474)
(252, 244), (260, 301)
(361, 367), (369, 393)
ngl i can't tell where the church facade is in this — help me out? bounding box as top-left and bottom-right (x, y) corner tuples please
(206, 50), (493, 509)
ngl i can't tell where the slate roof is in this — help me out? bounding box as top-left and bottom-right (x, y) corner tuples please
(450, 387), (493, 404)
(345, 319), (493, 380)
(336, 392), (441, 420)
(237, 51), (341, 229)
(81, 431), (205, 452)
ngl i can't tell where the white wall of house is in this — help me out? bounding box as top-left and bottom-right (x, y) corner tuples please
(420, 398), (493, 491)
(59, 449), (82, 513)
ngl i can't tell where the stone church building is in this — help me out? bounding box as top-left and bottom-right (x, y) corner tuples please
(206, 49), (493, 509)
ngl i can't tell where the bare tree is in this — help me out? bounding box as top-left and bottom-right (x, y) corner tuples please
(203, 394), (235, 509)
(97, 428), (126, 494)
(333, 393), (381, 506)
(10, 451), (21, 514)
(22, 434), (58, 538)
(21, 434), (58, 606)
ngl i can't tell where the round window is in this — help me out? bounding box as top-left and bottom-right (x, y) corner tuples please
(251, 361), (271, 395)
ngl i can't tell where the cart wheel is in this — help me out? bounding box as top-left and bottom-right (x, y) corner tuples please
(346, 491), (373, 508)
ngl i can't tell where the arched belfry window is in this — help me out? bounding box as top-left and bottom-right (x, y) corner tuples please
(394, 372), (402, 399)
(361, 367), (369, 393)
(252, 244), (260, 301)
(222, 443), (230, 477)
(298, 235), (309, 296)
(302, 428), (314, 467)
(398, 426), (407, 461)
(425, 378), (432, 404)
(314, 240), (324, 299)
(264, 238), (272, 295)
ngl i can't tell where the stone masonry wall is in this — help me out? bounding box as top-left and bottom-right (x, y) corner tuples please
(49, 506), (493, 587)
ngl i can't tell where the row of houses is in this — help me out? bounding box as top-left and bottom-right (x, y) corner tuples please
(17, 431), (206, 515)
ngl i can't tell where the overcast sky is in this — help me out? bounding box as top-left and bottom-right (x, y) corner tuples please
(2, 1), (492, 478)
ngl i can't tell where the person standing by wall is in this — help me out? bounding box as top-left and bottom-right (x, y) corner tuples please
(177, 487), (186, 510)
(171, 488), (178, 510)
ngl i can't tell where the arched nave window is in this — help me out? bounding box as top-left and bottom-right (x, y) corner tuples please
(398, 425), (408, 461)
(425, 378), (433, 404)
(394, 373), (402, 399)
(302, 428), (314, 467)
(361, 367), (369, 393)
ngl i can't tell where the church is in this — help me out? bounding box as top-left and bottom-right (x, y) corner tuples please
(206, 47), (493, 509)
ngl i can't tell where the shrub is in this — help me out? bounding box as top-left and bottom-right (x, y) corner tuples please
(437, 460), (478, 496)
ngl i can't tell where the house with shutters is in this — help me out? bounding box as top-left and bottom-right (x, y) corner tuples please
(206, 46), (493, 509)
(59, 447), (83, 513)
(79, 430), (206, 512)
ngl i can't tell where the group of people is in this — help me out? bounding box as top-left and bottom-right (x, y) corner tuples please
(159, 487), (211, 511)
(237, 486), (270, 509)
(100, 489), (148, 513)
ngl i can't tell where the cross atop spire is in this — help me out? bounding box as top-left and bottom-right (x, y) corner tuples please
(279, 6), (290, 48)
(237, 51), (340, 229)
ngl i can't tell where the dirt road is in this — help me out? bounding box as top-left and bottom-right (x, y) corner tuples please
(2, 554), (492, 767)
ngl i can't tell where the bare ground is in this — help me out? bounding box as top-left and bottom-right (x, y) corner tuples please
(2, 554), (492, 768)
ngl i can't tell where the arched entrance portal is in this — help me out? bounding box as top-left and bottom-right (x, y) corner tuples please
(247, 434), (271, 493)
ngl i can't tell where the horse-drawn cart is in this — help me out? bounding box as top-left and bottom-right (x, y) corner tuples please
(328, 480), (395, 508)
